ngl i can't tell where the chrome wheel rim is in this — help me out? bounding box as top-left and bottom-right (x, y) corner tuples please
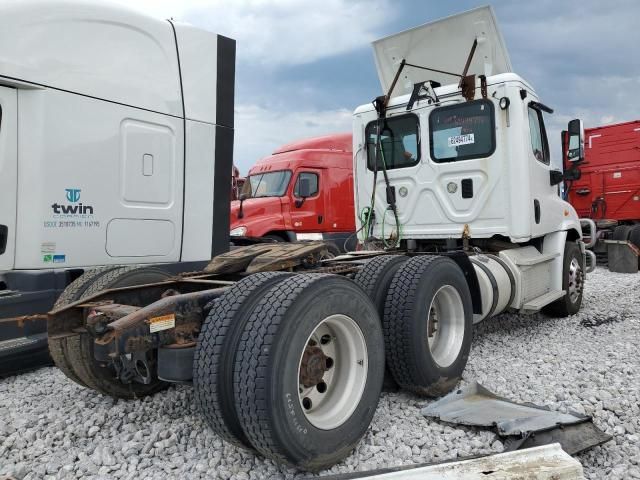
(426, 285), (465, 368)
(297, 314), (368, 430)
(568, 257), (584, 303)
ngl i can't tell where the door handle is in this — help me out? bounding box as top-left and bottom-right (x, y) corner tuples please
(534, 199), (541, 224)
(317, 215), (323, 224)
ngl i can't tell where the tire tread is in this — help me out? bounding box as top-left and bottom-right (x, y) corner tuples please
(193, 271), (289, 449)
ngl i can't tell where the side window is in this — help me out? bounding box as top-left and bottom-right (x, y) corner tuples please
(294, 172), (319, 197)
(429, 100), (495, 162)
(528, 106), (550, 165)
(366, 114), (420, 171)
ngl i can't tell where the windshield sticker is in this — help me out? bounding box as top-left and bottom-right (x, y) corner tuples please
(448, 133), (475, 147)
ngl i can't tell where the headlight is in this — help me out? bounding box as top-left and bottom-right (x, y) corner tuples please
(230, 226), (247, 237)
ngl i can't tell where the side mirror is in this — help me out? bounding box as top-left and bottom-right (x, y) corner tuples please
(295, 177), (311, 208)
(567, 119), (584, 163)
(564, 168), (581, 181)
(550, 167), (581, 187)
(550, 170), (564, 186)
(238, 193), (248, 219)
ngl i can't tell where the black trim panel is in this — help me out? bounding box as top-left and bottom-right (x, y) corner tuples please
(212, 125), (234, 257)
(216, 35), (236, 128)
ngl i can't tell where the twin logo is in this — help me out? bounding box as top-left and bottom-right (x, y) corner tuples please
(51, 188), (94, 215)
(65, 188), (81, 203)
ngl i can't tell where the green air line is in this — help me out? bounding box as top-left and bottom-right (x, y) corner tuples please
(377, 141), (402, 249)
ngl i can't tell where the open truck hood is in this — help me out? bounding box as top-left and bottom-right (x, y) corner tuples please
(372, 5), (512, 98)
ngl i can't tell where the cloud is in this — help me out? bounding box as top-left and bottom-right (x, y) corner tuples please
(119, 0), (393, 67)
(234, 104), (352, 173)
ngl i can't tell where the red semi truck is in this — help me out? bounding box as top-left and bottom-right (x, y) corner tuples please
(229, 133), (356, 252)
(563, 120), (640, 267)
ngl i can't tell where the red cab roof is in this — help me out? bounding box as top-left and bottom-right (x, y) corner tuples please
(272, 132), (352, 155)
(249, 133), (353, 174)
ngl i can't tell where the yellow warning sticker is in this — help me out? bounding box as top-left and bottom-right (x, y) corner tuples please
(149, 314), (175, 333)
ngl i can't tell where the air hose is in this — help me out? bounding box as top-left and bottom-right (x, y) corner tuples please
(361, 119), (402, 249)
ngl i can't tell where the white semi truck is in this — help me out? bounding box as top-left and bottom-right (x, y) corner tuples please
(0, 0), (235, 374)
(22, 4), (587, 472)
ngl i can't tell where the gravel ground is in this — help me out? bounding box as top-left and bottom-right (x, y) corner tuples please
(1, 267), (639, 480)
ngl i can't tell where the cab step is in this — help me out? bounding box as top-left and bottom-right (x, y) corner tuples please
(512, 251), (559, 266)
(0, 332), (51, 377)
(522, 290), (565, 313)
(0, 332), (48, 354)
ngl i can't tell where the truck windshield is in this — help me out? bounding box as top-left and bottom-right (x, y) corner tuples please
(243, 171), (292, 198)
(429, 99), (495, 162)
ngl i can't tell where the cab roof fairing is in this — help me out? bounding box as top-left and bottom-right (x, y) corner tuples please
(0, 0), (223, 121)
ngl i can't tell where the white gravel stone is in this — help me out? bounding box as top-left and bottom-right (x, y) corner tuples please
(0, 267), (638, 479)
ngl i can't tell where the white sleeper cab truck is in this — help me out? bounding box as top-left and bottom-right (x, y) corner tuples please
(47, 6), (588, 472)
(0, 0), (235, 375)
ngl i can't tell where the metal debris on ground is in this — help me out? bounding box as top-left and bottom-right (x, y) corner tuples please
(309, 444), (584, 479)
(422, 382), (611, 455)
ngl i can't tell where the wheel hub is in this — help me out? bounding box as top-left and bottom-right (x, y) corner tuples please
(299, 345), (328, 387)
(428, 306), (439, 338)
(296, 314), (368, 430)
(425, 285), (465, 368)
(568, 258), (584, 303)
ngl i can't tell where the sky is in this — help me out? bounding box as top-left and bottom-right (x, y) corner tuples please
(117, 0), (640, 174)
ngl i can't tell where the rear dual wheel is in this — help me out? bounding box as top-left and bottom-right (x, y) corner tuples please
(49, 266), (121, 388)
(354, 255), (409, 391)
(193, 271), (293, 449)
(50, 266), (172, 399)
(355, 254), (473, 397)
(383, 256), (473, 397)
(195, 274), (385, 470)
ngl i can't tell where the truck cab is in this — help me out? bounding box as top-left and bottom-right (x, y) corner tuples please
(353, 6), (585, 315)
(230, 133), (355, 250)
(0, 0), (235, 374)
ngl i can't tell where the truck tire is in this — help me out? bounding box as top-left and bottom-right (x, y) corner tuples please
(629, 225), (640, 249)
(49, 266), (121, 387)
(383, 256), (473, 397)
(543, 241), (584, 317)
(354, 255), (408, 315)
(65, 266), (173, 399)
(354, 255), (408, 391)
(612, 225), (633, 241)
(233, 274), (384, 470)
(193, 271), (292, 450)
